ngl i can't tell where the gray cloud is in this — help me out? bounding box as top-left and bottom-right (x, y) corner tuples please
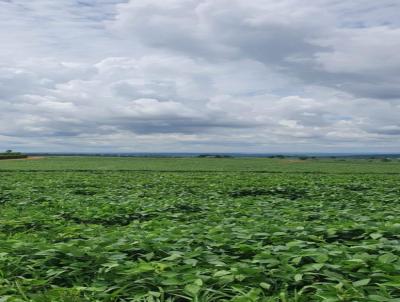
(0, 0), (399, 152)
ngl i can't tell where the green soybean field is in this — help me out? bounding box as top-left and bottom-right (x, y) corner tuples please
(0, 157), (400, 302)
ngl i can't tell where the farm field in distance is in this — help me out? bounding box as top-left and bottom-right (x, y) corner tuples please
(0, 157), (400, 301)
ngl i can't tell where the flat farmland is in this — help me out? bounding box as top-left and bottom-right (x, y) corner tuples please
(0, 156), (400, 173)
(0, 158), (400, 301)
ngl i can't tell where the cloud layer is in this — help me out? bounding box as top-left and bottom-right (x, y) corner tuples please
(1, 0), (399, 152)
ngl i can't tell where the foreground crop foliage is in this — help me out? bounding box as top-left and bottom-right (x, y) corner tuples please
(0, 158), (400, 301)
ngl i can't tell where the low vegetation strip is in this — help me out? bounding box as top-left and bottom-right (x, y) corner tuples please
(0, 152), (28, 160)
(0, 167), (400, 301)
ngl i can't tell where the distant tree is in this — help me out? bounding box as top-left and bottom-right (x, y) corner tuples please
(0, 150), (26, 160)
(299, 156), (308, 160)
(198, 154), (233, 158)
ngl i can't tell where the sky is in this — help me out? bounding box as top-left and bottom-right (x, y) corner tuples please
(0, 0), (400, 153)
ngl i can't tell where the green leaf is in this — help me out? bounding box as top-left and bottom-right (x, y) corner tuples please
(184, 284), (201, 296)
(353, 278), (370, 287)
(162, 251), (183, 261)
(370, 233), (383, 239)
(183, 258), (198, 266)
(194, 278), (203, 286)
(378, 253), (398, 264)
(260, 282), (271, 290)
(214, 270), (231, 277)
(294, 274), (303, 282)
(315, 254), (329, 263)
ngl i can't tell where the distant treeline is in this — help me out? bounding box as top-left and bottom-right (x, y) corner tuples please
(197, 154), (234, 158)
(0, 152), (28, 160)
(22, 152), (400, 159)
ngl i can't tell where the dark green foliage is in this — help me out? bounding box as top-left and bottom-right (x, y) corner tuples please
(0, 159), (400, 301)
(0, 152), (27, 160)
(198, 154), (234, 158)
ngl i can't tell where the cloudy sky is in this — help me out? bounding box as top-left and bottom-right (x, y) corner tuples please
(1, 0), (400, 153)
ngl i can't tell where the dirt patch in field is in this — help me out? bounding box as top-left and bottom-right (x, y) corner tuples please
(283, 159), (304, 163)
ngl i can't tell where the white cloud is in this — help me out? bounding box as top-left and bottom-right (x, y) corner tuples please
(0, 0), (399, 152)
(315, 27), (400, 75)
